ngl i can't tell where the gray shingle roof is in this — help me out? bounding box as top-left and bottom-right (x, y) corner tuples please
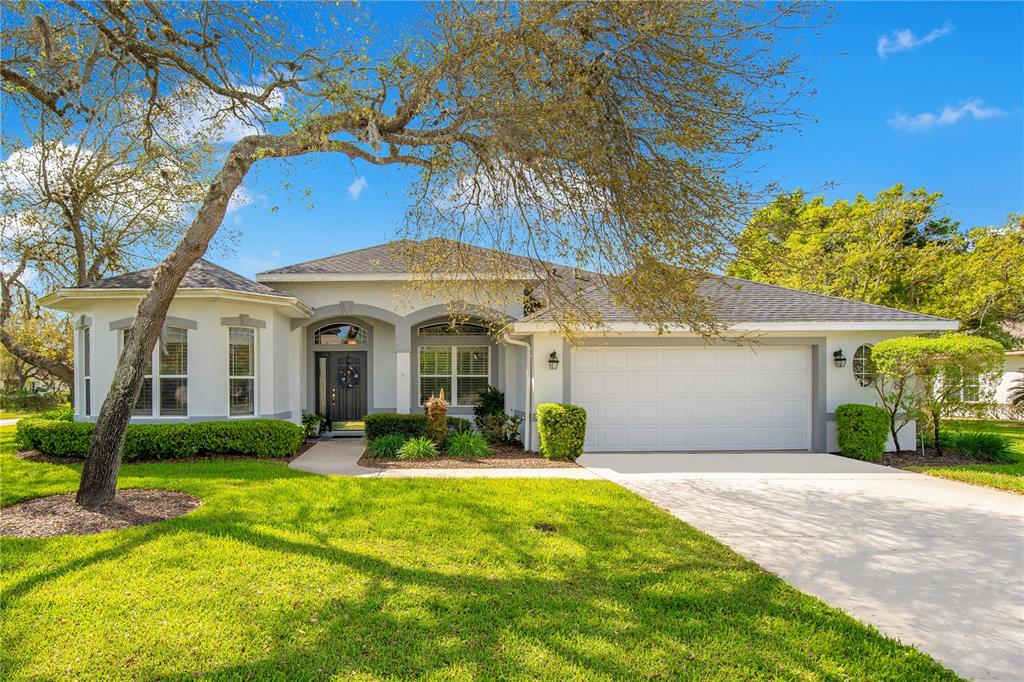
(259, 238), (595, 280)
(521, 276), (954, 324)
(77, 258), (291, 298)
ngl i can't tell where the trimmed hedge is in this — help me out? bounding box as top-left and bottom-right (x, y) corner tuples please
(835, 404), (889, 462)
(1, 390), (67, 412)
(364, 413), (471, 441)
(16, 417), (305, 460)
(536, 403), (587, 461)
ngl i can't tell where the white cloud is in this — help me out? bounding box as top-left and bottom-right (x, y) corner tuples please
(888, 99), (1007, 131)
(348, 176), (368, 200)
(877, 21), (953, 58)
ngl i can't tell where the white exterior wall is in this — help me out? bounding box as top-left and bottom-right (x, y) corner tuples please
(996, 354), (1024, 405)
(273, 281), (525, 319)
(527, 329), (924, 453)
(72, 298), (296, 423)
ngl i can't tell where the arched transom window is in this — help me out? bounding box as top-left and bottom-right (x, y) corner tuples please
(852, 344), (875, 387)
(418, 322), (489, 337)
(314, 323), (366, 345)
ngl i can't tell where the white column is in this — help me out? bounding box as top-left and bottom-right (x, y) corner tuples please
(396, 351), (411, 413)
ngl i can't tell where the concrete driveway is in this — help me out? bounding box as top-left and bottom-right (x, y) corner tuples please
(579, 452), (1024, 681)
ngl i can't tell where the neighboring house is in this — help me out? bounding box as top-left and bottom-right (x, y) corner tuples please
(995, 321), (1024, 416)
(39, 239), (958, 453)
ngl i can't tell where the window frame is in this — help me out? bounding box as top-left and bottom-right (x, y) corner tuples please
(417, 345), (491, 407)
(313, 322), (367, 346)
(852, 344), (875, 388)
(119, 328), (155, 416)
(227, 326), (257, 418)
(417, 322), (489, 337)
(82, 326), (91, 417)
(959, 374), (982, 403)
(157, 325), (189, 417)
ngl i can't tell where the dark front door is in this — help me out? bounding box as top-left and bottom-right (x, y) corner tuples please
(316, 351), (367, 422)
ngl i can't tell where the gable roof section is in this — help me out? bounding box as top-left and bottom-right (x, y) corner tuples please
(519, 276), (955, 326)
(257, 238), (598, 283)
(38, 258), (312, 318)
(78, 258), (290, 297)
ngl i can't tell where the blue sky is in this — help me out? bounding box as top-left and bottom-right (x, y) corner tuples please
(154, 4), (1024, 276)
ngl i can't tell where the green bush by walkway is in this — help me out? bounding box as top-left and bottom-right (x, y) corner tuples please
(536, 403), (587, 460)
(16, 416), (304, 459)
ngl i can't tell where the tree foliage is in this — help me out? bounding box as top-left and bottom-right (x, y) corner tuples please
(2, 1), (818, 505)
(728, 186), (1024, 342)
(872, 334), (1005, 454)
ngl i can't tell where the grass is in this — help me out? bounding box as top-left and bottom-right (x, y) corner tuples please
(332, 420), (365, 431)
(0, 426), (957, 681)
(0, 403), (71, 420)
(909, 419), (1024, 494)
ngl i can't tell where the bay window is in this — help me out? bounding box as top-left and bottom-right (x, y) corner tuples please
(159, 326), (188, 416)
(82, 326), (91, 416)
(228, 327), (256, 416)
(120, 328), (154, 416)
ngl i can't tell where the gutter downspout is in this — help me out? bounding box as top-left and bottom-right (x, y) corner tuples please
(502, 334), (533, 451)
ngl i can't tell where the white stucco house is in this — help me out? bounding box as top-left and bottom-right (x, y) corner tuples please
(39, 239), (959, 453)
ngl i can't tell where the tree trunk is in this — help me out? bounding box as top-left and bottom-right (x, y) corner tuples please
(890, 422), (901, 456)
(0, 327), (74, 389)
(76, 142), (256, 507)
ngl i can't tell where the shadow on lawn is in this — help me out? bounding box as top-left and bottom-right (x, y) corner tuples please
(2, 466), (957, 680)
(154, 519), (952, 681)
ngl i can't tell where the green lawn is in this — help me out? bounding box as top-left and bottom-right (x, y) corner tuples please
(1, 426), (956, 680)
(909, 420), (1024, 494)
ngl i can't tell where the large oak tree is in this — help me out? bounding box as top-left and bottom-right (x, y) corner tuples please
(2, 1), (817, 506)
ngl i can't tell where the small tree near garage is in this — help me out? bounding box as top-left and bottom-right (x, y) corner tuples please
(872, 334), (1004, 455)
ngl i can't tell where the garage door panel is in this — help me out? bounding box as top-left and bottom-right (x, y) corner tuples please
(748, 373), (778, 393)
(573, 346), (812, 452)
(629, 374), (659, 395)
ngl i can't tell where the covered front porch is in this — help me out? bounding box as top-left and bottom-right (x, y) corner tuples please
(290, 302), (528, 428)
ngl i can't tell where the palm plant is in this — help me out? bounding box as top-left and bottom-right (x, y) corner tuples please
(1009, 378), (1024, 406)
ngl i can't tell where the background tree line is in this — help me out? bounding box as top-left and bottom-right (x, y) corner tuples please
(728, 184), (1024, 346)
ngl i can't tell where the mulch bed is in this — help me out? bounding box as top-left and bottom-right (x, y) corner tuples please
(15, 441), (316, 466)
(0, 489), (201, 538)
(883, 448), (1000, 469)
(358, 443), (580, 469)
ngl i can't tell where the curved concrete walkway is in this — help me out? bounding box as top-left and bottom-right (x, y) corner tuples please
(288, 439), (596, 478)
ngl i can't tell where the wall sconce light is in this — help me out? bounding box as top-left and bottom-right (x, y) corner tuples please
(548, 351), (560, 369)
(833, 349), (847, 368)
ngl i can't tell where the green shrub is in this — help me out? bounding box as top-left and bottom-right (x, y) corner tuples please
(397, 436), (438, 461)
(301, 413), (327, 438)
(32, 407), (74, 422)
(536, 403), (587, 461)
(364, 413), (471, 441)
(473, 386), (505, 424)
(835, 404), (889, 462)
(445, 431), (492, 459)
(368, 434), (407, 459)
(1, 390), (67, 412)
(478, 412), (524, 444)
(15, 418), (305, 459)
(943, 431), (1015, 463)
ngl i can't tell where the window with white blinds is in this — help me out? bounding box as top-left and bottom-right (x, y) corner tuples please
(121, 328), (154, 416)
(159, 326), (188, 416)
(228, 327), (255, 416)
(418, 345), (489, 406)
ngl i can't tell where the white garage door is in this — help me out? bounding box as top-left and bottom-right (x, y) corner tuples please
(571, 346), (811, 452)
